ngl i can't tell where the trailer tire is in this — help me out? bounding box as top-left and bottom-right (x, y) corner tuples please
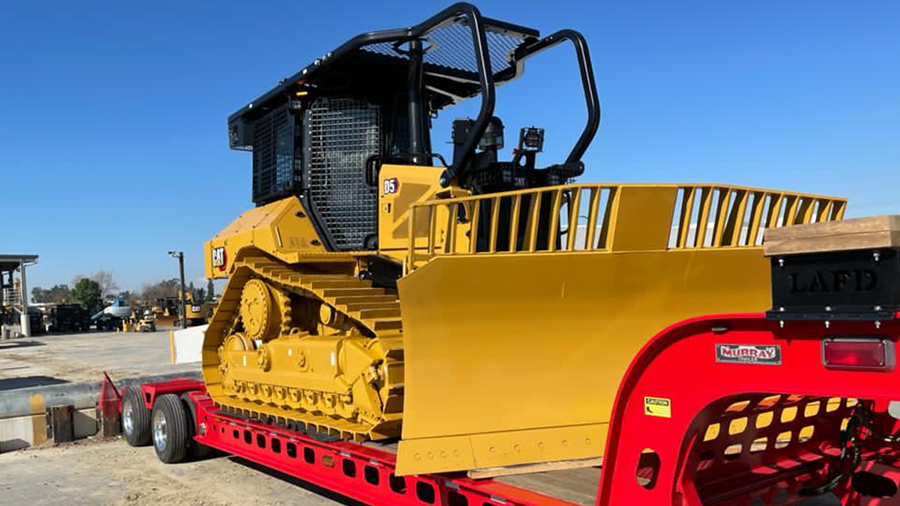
(122, 385), (152, 447)
(151, 394), (189, 463)
(180, 393), (213, 460)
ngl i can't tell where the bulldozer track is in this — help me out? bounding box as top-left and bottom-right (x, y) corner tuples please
(208, 255), (403, 340)
(204, 254), (404, 441)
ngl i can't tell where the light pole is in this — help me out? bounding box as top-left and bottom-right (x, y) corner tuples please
(19, 259), (29, 338)
(167, 251), (187, 329)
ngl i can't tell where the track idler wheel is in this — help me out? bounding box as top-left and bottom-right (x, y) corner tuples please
(218, 332), (252, 377)
(240, 279), (281, 341)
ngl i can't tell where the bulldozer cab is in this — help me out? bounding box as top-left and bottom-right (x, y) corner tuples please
(227, 3), (599, 253)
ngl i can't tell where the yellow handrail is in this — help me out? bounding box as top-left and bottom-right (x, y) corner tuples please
(407, 183), (846, 270)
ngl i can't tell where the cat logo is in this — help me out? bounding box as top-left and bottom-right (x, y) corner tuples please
(212, 247), (227, 272)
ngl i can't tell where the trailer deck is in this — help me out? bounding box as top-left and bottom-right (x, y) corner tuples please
(498, 468), (599, 506)
(361, 442), (601, 505)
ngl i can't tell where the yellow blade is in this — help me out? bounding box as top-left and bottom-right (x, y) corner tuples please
(395, 248), (771, 475)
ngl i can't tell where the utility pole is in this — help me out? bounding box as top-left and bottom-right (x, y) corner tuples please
(19, 259), (30, 338)
(168, 251), (187, 329)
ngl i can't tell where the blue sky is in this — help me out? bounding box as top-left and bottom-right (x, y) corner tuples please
(1, 1), (898, 292)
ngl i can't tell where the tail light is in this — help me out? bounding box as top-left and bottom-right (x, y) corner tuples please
(823, 337), (895, 372)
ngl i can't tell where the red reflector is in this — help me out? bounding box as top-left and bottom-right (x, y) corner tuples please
(823, 338), (894, 372)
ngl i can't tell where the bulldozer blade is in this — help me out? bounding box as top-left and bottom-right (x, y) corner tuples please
(395, 248), (772, 475)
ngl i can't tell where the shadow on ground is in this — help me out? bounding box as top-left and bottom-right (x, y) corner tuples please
(0, 375), (69, 391)
(231, 456), (366, 506)
(0, 340), (45, 351)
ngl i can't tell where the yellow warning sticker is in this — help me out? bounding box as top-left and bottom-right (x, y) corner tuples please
(644, 396), (671, 418)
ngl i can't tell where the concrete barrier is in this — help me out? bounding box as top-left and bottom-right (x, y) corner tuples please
(0, 407), (98, 452)
(0, 371), (201, 452)
(170, 324), (206, 364)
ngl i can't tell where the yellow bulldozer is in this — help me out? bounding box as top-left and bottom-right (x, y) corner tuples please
(202, 3), (845, 476)
(182, 290), (215, 327)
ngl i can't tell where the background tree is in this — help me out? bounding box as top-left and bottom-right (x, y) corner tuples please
(32, 284), (73, 304)
(31, 286), (48, 303)
(71, 278), (103, 313)
(140, 278), (180, 301)
(31, 284), (72, 304)
(91, 270), (119, 297)
(121, 290), (143, 308)
(52, 284), (72, 303)
(206, 278), (216, 300)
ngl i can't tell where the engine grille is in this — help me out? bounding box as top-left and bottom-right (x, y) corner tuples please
(252, 105), (296, 205)
(305, 98), (381, 251)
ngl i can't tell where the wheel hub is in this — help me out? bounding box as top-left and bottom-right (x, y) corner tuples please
(240, 279), (279, 340)
(122, 398), (134, 435)
(153, 408), (168, 450)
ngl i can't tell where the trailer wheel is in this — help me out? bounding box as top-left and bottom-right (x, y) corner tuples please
(180, 393), (212, 460)
(122, 385), (151, 446)
(151, 394), (189, 463)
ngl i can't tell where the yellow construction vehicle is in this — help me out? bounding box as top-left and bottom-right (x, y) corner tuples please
(202, 3), (846, 476)
(135, 310), (157, 333)
(182, 291), (215, 326)
(152, 297), (178, 318)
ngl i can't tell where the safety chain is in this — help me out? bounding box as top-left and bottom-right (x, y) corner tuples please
(801, 403), (900, 496)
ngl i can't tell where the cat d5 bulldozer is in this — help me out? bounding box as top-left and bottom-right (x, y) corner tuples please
(203, 3), (846, 476)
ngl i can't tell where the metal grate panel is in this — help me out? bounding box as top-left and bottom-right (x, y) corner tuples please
(361, 24), (526, 76)
(252, 106), (296, 204)
(306, 98), (381, 251)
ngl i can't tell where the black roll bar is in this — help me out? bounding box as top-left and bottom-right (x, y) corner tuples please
(230, 3), (599, 190)
(230, 3), (497, 181)
(517, 30), (601, 165)
(439, 27), (601, 186)
(335, 3), (496, 174)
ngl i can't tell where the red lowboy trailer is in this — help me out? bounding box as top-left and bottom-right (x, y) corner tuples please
(115, 216), (900, 505)
(118, 311), (900, 506)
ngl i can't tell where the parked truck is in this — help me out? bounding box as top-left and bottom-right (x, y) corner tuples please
(44, 303), (91, 333)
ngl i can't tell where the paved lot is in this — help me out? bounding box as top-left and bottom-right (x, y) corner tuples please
(0, 329), (198, 390)
(0, 437), (348, 506)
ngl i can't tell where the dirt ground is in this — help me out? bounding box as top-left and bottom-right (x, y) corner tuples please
(0, 436), (844, 506)
(0, 436), (349, 506)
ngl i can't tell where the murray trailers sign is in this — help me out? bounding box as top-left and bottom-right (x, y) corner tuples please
(716, 344), (782, 365)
